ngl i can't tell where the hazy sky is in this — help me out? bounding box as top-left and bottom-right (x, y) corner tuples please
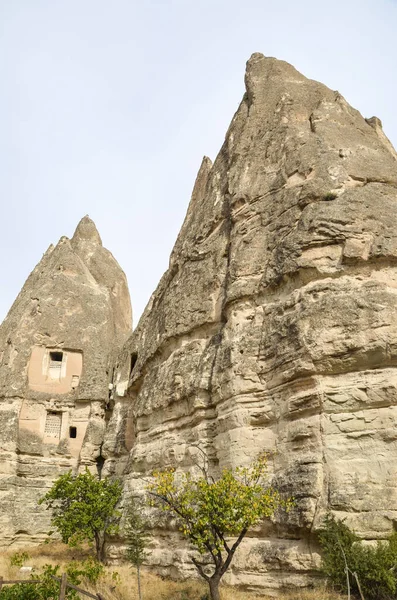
(1, 0), (396, 326)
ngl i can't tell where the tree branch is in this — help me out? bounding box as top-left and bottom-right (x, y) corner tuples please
(149, 491), (218, 563)
(189, 445), (211, 482)
(220, 527), (248, 576)
(192, 557), (210, 582)
(213, 525), (231, 554)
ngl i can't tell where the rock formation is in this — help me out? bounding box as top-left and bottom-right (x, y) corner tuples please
(0, 216), (132, 546)
(102, 54), (397, 591)
(2, 52), (397, 594)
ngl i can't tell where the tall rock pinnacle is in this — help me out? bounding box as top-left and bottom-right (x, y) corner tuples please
(71, 215), (103, 244)
(0, 218), (131, 546)
(103, 54), (397, 590)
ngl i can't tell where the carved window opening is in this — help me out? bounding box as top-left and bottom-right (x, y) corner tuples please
(48, 351), (63, 380)
(130, 353), (138, 378)
(44, 411), (62, 439)
(69, 426), (77, 439)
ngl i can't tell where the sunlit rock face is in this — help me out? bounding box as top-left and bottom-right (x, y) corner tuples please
(0, 216), (132, 547)
(103, 54), (397, 591)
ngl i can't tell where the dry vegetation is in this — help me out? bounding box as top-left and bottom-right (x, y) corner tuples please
(0, 543), (344, 600)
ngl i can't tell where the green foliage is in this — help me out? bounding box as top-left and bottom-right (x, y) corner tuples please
(323, 192), (338, 201)
(148, 453), (289, 556)
(9, 552), (31, 568)
(65, 556), (105, 584)
(319, 513), (397, 600)
(318, 512), (359, 590)
(39, 467), (122, 562)
(111, 570), (121, 584)
(0, 582), (39, 600)
(124, 498), (149, 567)
(147, 452), (290, 600)
(0, 559), (104, 600)
(124, 498), (149, 600)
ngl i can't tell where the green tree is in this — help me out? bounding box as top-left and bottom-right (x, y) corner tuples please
(318, 512), (359, 597)
(147, 452), (290, 600)
(39, 468), (122, 562)
(124, 498), (149, 600)
(319, 513), (397, 600)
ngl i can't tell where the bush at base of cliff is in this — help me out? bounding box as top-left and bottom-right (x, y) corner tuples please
(0, 558), (104, 600)
(319, 513), (397, 600)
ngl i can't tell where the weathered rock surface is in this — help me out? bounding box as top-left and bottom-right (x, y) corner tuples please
(2, 52), (397, 594)
(103, 54), (397, 591)
(0, 216), (131, 546)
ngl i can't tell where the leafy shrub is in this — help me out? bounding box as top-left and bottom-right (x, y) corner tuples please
(9, 552), (31, 568)
(0, 558), (104, 600)
(0, 583), (38, 599)
(319, 513), (397, 600)
(318, 513), (359, 591)
(66, 556), (104, 584)
(0, 565), (60, 600)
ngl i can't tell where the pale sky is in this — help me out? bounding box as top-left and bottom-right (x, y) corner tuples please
(1, 0), (396, 326)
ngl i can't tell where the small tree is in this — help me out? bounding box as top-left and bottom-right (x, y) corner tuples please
(147, 452), (290, 600)
(124, 498), (149, 600)
(318, 512), (359, 598)
(39, 468), (122, 562)
(319, 513), (397, 600)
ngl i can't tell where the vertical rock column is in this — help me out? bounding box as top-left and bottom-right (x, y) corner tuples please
(0, 216), (132, 547)
(105, 54), (397, 591)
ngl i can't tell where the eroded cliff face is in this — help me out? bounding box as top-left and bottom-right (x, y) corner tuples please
(0, 216), (131, 547)
(103, 54), (397, 590)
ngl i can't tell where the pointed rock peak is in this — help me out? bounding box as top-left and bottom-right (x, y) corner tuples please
(244, 53), (307, 104)
(196, 156), (212, 184)
(247, 51), (266, 65)
(71, 215), (102, 246)
(245, 52), (301, 77)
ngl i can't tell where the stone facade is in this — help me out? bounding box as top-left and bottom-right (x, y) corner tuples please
(0, 216), (131, 546)
(2, 53), (397, 593)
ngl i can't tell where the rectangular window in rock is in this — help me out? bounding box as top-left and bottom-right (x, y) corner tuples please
(48, 351), (63, 380)
(69, 426), (77, 439)
(44, 412), (62, 439)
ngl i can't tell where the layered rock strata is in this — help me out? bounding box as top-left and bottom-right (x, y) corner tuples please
(0, 216), (131, 546)
(103, 54), (397, 591)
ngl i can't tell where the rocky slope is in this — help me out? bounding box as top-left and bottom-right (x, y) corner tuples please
(0, 216), (131, 546)
(103, 54), (397, 591)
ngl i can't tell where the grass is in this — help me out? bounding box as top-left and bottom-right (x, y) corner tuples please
(0, 543), (345, 600)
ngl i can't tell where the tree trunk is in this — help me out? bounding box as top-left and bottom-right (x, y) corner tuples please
(209, 577), (221, 600)
(95, 532), (106, 563)
(137, 564), (142, 600)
